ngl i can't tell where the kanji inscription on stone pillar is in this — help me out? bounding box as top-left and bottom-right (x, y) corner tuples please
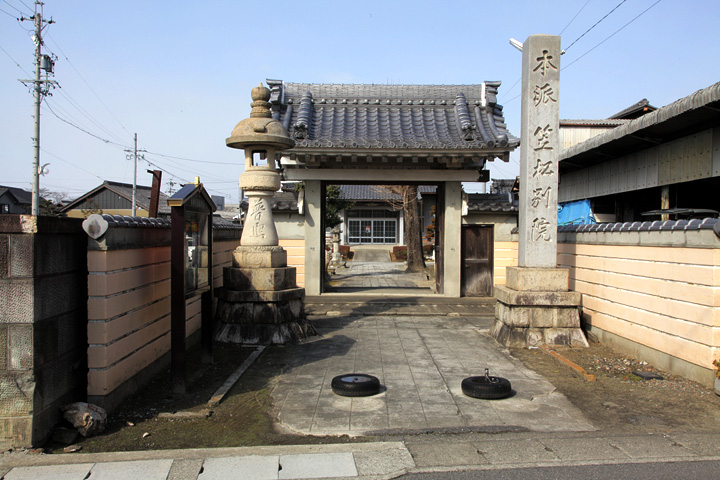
(518, 35), (561, 268)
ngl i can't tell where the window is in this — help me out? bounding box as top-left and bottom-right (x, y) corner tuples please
(348, 218), (397, 244)
(0, 204), (9, 214)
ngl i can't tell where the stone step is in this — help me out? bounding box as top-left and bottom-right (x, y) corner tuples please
(304, 295), (496, 317)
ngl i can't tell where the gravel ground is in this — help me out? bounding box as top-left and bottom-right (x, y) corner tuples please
(511, 341), (720, 434)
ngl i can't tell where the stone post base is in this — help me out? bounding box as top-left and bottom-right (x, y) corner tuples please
(214, 246), (315, 345)
(491, 267), (588, 348)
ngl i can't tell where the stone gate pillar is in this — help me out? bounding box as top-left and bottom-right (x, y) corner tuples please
(303, 180), (322, 296)
(491, 35), (588, 347)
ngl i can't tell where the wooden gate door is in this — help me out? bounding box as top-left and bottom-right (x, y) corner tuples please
(461, 225), (494, 297)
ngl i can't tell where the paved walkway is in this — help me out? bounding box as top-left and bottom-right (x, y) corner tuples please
(327, 247), (434, 295)
(270, 312), (593, 436)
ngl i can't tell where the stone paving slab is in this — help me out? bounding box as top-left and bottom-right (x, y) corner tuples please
(3, 460), (173, 480)
(87, 459), (174, 479)
(272, 315), (594, 436)
(279, 453), (357, 479)
(3, 463), (94, 480)
(199, 455), (279, 479)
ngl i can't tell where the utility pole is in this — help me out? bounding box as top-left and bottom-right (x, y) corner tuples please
(20, 1), (56, 216)
(124, 133), (146, 216)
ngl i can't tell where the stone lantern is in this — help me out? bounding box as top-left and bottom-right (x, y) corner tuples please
(228, 84), (294, 252)
(214, 84), (315, 344)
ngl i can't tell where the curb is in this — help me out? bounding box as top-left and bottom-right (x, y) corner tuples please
(540, 345), (596, 382)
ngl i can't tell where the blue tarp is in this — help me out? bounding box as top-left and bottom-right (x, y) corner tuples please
(558, 199), (596, 225)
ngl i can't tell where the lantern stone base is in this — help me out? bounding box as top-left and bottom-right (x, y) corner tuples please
(232, 245), (287, 268)
(491, 267), (589, 348)
(214, 247), (315, 345)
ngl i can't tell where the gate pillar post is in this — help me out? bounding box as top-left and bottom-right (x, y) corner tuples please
(443, 181), (462, 297)
(303, 180), (323, 296)
(492, 34), (587, 347)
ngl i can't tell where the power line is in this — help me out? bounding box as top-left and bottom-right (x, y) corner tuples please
(0, 6), (17, 17)
(563, 0), (628, 52)
(143, 154), (230, 185)
(143, 150), (237, 165)
(44, 100), (127, 147)
(562, 0), (662, 71)
(0, 44), (31, 75)
(499, 76), (522, 101)
(39, 148), (105, 181)
(559, 0), (591, 35)
(15, 0), (32, 12)
(2, 0), (30, 16)
(46, 33), (135, 140)
(51, 87), (130, 145)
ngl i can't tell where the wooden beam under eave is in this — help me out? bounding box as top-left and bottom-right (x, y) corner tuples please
(284, 168), (481, 182)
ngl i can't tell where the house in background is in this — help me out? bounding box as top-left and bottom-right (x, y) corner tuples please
(559, 82), (720, 222)
(60, 180), (171, 218)
(0, 185), (32, 214)
(334, 184), (437, 246)
(555, 80), (720, 386)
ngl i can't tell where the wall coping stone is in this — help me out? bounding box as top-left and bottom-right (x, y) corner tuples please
(558, 218), (720, 247)
(558, 218), (718, 233)
(86, 214), (242, 251)
(0, 215), (84, 234)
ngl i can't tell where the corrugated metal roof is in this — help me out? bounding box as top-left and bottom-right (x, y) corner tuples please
(560, 119), (630, 127)
(560, 81), (720, 171)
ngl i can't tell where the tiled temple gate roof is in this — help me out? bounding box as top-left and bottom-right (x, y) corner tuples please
(267, 80), (518, 170)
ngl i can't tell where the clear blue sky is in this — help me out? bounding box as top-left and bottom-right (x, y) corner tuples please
(1, 0), (718, 202)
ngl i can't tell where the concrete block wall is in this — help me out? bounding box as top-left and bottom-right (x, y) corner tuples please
(0, 216), (88, 449)
(86, 216), (241, 411)
(558, 219), (720, 386)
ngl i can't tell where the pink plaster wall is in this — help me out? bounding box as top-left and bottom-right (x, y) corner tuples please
(558, 241), (720, 384)
(87, 239), (237, 398)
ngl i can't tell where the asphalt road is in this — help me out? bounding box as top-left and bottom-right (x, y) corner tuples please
(399, 460), (720, 480)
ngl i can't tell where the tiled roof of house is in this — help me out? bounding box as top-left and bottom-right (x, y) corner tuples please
(240, 191), (299, 212)
(268, 80), (519, 154)
(0, 185), (32, 205)
(61, 180), (172, 215)
(609, 98), (657, 119)
(466, 193), (518, 213)
(338, 185), (436, 201)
